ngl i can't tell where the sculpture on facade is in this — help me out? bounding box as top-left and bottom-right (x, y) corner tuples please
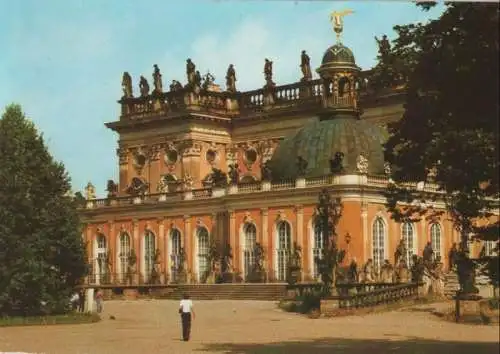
(410, 255), (425, 282)
(139, 75), (150, 97)
(330, 9), (354, 42)
(448, 242), (459, 271)
(202, 71), (216, 90)
(186, 58), (196, 86)
(183, 173), (194, 191)
(106, 180), (118, 198)
(210, 168), (228, 188)
(263, 58), (274, 86)
(394, 238), (407, 266)
(228, 163), (240, 185)
(422, 241), (434, 265)
(384, 162), (392, 177)
(85, 182), (96, 200)
(296, 156), (308, 177)
(121, 72), (133, 98)
(347, 258), (359, 283)
(194, 70), (202, 88)
(380, 259), (394, 283)
(356, 153), (369, 174)
(260, 161), (273, 181)
(225, 64), (237, 93)
(300, 50), (312, 81)
(329, 151), (345, 174)
(152, 64), (163, 95)
(395, 259), (410, 283)
(156, 176), (168, 193)
(126, 177), (149, 196)
(170, 80), (183, 92)
(361, 258), (375, 283)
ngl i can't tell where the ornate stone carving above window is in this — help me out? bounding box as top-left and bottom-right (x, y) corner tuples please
(132, 147), (148, 175)
(276, 209), (287, 222)
(164, 142), (179, 169)
(243, 211), (253, 223)
(116, 147), (129, 165)
(243, 147), (258, 170)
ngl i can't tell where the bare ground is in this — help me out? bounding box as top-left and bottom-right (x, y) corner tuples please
(0, 300), (498, 354)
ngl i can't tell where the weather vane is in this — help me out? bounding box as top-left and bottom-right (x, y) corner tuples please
(330, 9), (354, 43)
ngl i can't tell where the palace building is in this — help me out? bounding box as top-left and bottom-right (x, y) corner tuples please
(80, 15), (476, 286)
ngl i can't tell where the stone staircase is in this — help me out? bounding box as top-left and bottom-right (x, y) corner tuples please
(155, 284), (287, 301)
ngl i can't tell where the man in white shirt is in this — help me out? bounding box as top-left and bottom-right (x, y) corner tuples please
(179, 293), (195, 341)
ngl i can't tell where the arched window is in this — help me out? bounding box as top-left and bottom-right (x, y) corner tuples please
(118, 232), (131, 282)
(170, 228), (182, 280)
(402, 222), (415, 265)
(430, 223), (442, 260)
(95, 234), (108, 282)
(312, 224), (324, 280)
(196, 227), (210, 282)
(276, 221), (291, 281)
(372, 218), (386, 270)
(144, 231), (156, 282)
(243, 223), (257, 277)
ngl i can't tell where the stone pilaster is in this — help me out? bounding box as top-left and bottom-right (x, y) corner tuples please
(261, 208), (270, 273)
(108, 220), (116, 274)
(132, 219), (140, 278)
(183, 215), (192, 273)
(158, 217), (165, 278)
(361, 201), (369, 263)
(295, 205), (304, 278)
(228, 210), (236, 271)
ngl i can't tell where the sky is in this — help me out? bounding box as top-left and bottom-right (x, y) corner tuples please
(0, 0), (445, 197)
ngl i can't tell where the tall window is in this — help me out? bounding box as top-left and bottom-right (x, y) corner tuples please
(430, 223), (442, 260)
(276, 221), (291, 281)
(484, 241), (497, 257)
(144, 231), (156, 282)
(197, 227), (209, 282)
(119, 232), (131, 282)
(372, 218), (385, 270)
(243, 223), (257, 277)
(170, 228), (182, 280)
(95, 234), (107, 278)
(312, 225), (324, 280)
(402, 222), (415, 266)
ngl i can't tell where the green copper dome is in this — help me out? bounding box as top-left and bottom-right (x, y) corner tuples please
(322, 43), (356, 65)
(268, 117), (387, 180)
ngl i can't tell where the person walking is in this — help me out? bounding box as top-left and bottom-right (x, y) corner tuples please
(179, 293), (195, 341)
(95, 288), (104, 314)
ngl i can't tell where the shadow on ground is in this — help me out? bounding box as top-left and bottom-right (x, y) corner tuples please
(196, 337), (499, 354)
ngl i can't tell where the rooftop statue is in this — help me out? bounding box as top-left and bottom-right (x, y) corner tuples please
(152, 64), (163, 95)
(264, 58), (274, 87)
(85, 182), (96, 200)
(226, 64), (237, 93)
(330, 151), (345, 174)
(170, 80), (183, 92)
(330, 9), (354, 42)
(186, 58), (196, 87)
(300, 50), (312, 81)
(194, 70), (202, 88)
(139, 75), (150, 97)
(296, 156), (308, 177)
(202, 71), (215, 90)
(356, 153), (369, 174)
(121, 72), (133, 98)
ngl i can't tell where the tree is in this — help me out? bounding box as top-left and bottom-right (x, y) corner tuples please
(382, 3), (499, 290)
(0, 104), (88, 316)
(314, 189), (346, 294)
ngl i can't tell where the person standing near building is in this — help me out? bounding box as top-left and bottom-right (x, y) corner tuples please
(179, 293), (195, 341)
(95, 288), (104, 314)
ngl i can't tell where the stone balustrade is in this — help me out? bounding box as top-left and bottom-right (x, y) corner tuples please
(83, 174), (443, 210)
(118, 78), (387, 120)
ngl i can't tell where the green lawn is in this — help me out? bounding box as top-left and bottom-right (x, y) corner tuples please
(0, 312), (101, 327)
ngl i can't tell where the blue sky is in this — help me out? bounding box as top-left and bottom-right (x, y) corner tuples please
(0, 1), (444, 197)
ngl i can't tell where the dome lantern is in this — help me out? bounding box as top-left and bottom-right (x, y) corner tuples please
(316, 10), (360, 116)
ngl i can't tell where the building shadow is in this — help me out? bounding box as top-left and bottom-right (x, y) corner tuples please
(196, 336), (499, 354)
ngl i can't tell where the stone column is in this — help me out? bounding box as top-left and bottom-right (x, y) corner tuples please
(228, 210), (236, 272)
(158, 217), (165, 284)
(421, 218), (427, 254)
(361, 202), (369, 263)
(261, 208), (270, 277)
(108, 220), (116, 279)
(133, 219), (140, 283)
(183, 215), (192, 275)
(295, 205), (304, 280)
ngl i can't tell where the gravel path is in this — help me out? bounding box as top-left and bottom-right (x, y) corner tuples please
(0, 300), (498, 354)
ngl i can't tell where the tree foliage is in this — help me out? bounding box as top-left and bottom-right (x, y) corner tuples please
(0, 104), (88, 316)
(380, 3), (499, 286)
